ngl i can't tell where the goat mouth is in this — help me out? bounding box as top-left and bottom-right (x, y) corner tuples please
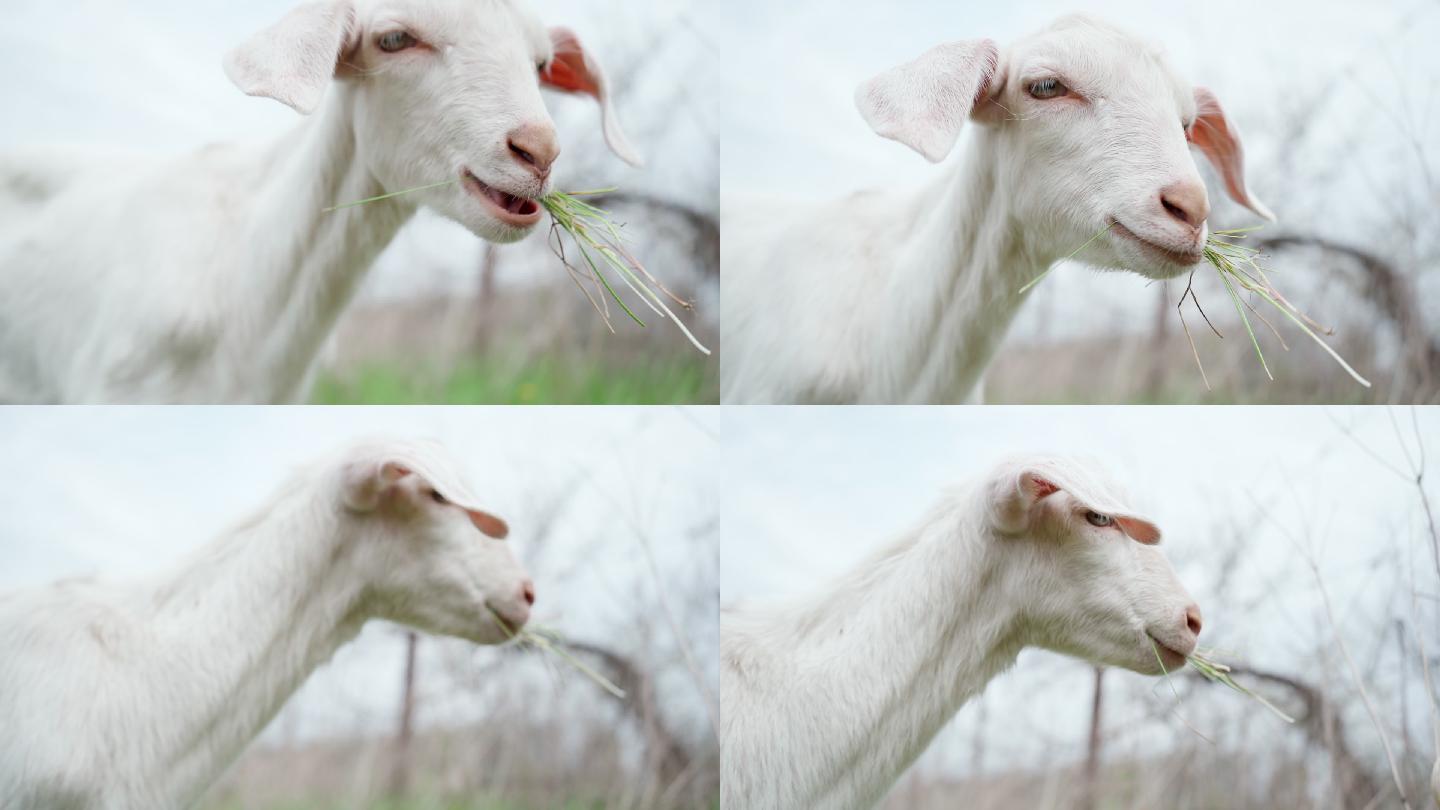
(461, 169), (542, 227)
(493, 615), (521, 637)
(1147, 635), (1191, 671)
(1111, 220), (1204, 267)
(487, 604), (529, 638)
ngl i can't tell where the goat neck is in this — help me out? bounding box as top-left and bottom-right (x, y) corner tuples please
(145, 479), (367, 806)
(225, 84), (415, 401)
(887, 132), (1044, 402)
(726, 488), (1025, 809)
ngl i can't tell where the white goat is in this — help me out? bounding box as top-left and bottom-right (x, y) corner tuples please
(721, 14), (1274, 404)
(0, 439), (534, 810)
(0, 0), (639, 403)
(721, 455), (1203, 810)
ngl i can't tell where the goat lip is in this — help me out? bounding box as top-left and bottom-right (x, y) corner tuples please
(487, 604), (530, 637)
(1111, 220), (1204, 266)
(461, 169), (542, 227)
(1147, 634), (1192, 669)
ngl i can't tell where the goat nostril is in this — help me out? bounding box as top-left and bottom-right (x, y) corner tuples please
(521, 580), (536, 607)
(505, 123), (559, 177)
(1185, 605), (1203, 637)
(1158, 182), (1210, 229)
(509, 141), (537, 167)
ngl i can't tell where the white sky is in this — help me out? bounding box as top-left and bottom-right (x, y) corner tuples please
(2, 0), (715, 304)
(719, 0), (1440, 344)
(0, 406), (719, 747)
(722, 405), (1440, 779)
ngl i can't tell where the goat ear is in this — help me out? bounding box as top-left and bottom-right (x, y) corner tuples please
(1188, 87), (1275, 222)
(224, 1), (356, 115)
(341, 460), (410, 512)
(541, 27), (643, 168)
(1115, 517), (1161, 545)
(855, 39), (999, 163)
(990, 470), (1059, 533)
(467, 509), (510, 540)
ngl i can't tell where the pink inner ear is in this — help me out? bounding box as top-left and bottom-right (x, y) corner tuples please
(1188, 87), (1274, 221)
(540, 27), (600, 98)
(468, 510), (510, 540)
(1117, 517), (1161, 545)
(1029, 475), (1060, 499)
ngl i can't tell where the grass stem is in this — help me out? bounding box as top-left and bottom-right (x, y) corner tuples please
(485, 605), (627, 700)
(322, 182), (711, 355)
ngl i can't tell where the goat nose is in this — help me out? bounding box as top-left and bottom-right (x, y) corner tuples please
(520, 579), (536, 607)
(507, 123), (559, 178)
(1159, 180), (1210, 228)
(1184, 604), (1203, 637)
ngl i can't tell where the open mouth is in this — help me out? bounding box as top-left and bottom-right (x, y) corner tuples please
(461, 169), (542, 227)
(1112, 219), (1204, 266)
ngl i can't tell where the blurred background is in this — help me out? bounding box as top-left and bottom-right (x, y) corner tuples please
(0, 407), (719, 809)
(723, 406), (1440, 809)
(721, 0), (1440, 404)
(2, 0), (717, 404)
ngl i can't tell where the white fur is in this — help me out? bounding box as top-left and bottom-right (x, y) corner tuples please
(1431, 757), (1439, 809)
(721, 15), (1273, 404)
(0, 439), (533, 810)
(720, 455), (1201, 810)
(0, 0), (637, 403)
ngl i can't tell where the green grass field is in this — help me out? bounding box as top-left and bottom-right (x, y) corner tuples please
(310, 355), (716, 405)
(207, 795), (601, 801)
(208, 798), (718, 810)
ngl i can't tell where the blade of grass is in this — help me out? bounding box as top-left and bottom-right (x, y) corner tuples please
(1189, 649), (1295, 723)
(1194, 228), (1371, 388)
(1019, 221), (1116, 295)
(324, 181), (712, 354)
(576, 240), (646, 327)
(1214, 254), (1274, 381)
(1233, 275), (1371, 387)
(1151, 641), (1215, 744)
(322, 179), (459, 212)
(485, 605), (626, 699)
(542, 190), (713, 355)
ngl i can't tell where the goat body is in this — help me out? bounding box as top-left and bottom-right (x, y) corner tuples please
(722, 492), (1019, 810)
(0, 440), (530, 810)
(722, 139), (1021, 404)
(721, 455), (1199, 810)
(0, 478), (371, 809)
(0, 92), (410, 403)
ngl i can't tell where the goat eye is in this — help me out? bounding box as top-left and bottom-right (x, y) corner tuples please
(377, 31), (418, 53)
(1027, 78), (1068, 100)
(1085, 510), (1114, 528)
(429, 489), (447, 505)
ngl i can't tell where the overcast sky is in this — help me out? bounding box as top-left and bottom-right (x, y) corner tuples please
(719, 0), (1440, 344)
(0, 406), (718, 746)
(722, 405), (1439, 779)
